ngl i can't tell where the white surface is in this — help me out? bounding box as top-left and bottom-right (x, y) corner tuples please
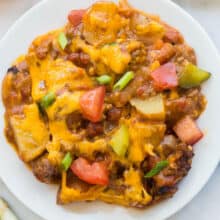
(0, 1), (219, 220)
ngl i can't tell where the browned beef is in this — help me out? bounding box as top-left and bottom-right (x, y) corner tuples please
(31, 155), (61, 184)
(106, 107), (121, 122)
(86, 122), (104, 138)
(67, 52), (90, 67)
(166, 89), (206, 126)
(163, 24), (184, 44)
(35, 39), (52, 59)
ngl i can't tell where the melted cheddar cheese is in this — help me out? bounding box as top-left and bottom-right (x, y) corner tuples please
(10, 104), (49, 162)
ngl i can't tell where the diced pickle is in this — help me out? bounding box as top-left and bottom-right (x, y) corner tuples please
(179, 63), (211, 88)
(110, 124), (129, 157)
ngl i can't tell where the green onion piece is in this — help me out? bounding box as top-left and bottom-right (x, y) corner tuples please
(145, 160), (169, 178)
(113, 71), (134, 91)
(40, 92), (56, 109)
(58, 32), (68, 50)
(96, 75), (112, 85)
(61, 153), (73, 171)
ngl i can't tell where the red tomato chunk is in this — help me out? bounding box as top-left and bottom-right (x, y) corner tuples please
(150, 62), (178, 91)
(68, 9), (86, 27)
(71, 157), (109, 185)
(173, 115), (203, 145)
(80, 86), (105, 122)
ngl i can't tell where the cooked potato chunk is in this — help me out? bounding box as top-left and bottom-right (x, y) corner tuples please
(130, 95), (165, 120)
(10, 104), (49, 162)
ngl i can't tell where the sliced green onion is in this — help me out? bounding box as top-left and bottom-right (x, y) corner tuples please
(58, 32), (68, 50)
(96, 75), (112, 85)
(144, 160), (169, 178)
(40, 92), (56, 109)
(113, 71), (134, 91)
(61, 153), (73, 171)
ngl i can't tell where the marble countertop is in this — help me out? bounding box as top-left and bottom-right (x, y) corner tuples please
(0, 1), (219, 219)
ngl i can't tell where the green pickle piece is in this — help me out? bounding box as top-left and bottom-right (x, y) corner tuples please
(61, 152), (73, 171)
(179, 63), (211, 88)
(110, 124), (129, 157)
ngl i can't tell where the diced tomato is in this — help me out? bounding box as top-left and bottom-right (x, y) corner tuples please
(80, 86), (105, 122)
(173, 115), (203, 145)
(68, 9), (86, 27)
(150, 62), (178, 91)
(71, 157), (109, 185)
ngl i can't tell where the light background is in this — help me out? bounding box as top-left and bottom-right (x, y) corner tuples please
(0, 0), (219, 219)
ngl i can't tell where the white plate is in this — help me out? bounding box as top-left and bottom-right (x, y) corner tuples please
(0, 0), (220, 220)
